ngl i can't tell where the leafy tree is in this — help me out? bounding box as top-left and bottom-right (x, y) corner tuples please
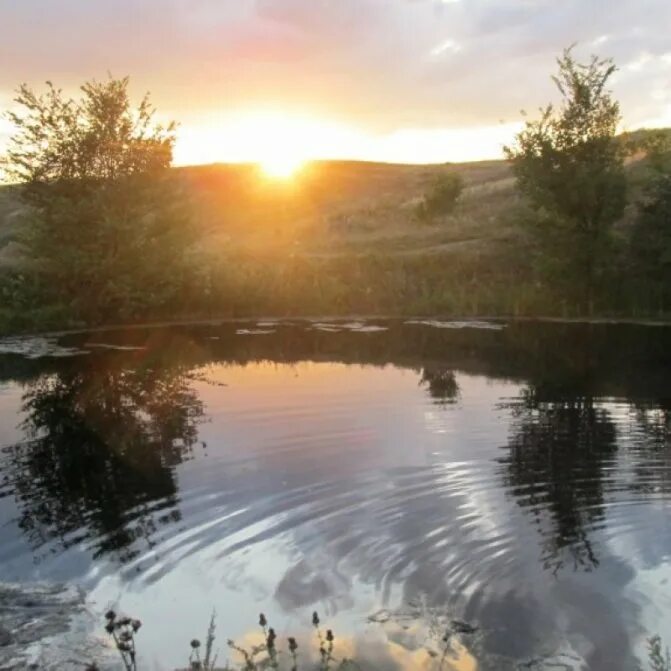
(630, 134), (671, 312)
(416, 172), (464, 222)
(3, 77), (201, 325)
(504, 48), (626, 312)
(631, 175), (671, 310)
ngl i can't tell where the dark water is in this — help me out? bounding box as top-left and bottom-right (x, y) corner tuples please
(0, 319), (670, 670)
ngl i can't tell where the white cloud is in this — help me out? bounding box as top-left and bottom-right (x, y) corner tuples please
(2, 0), (671, 163)
(591, 34), (610, 47)
(625, 52), (654, 72)
(430, 38), (462, 56)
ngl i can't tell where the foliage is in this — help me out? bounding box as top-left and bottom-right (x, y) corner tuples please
(646, 636), (671, 671)
(629, 132), (671, 312)
(628, 129), (671, 174)
(631, 174), (671, 308)
(1, 59), (671, 333)
(3, 77), (201, 325)
(416, 173), (464, 221)
(504, 47), (627, 310)
(648, 635), (671, 671)
(99, 607), (671, 671)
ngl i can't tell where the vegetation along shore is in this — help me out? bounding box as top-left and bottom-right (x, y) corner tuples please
(1, 49), (671, 335)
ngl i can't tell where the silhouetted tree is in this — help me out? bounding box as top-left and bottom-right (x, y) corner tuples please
(630, 134), (671, 312)
(4, 77), (201, 325)
(505, 48), (626, 312)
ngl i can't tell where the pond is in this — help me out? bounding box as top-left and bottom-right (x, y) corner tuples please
(0, 319), (670, 670)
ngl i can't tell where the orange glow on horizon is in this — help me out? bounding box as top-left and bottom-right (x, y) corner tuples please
(259, 154), (306, 179)
(172, 108), (524, 167)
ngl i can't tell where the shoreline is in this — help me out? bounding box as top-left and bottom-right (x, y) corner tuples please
(2, 312), (671, 341)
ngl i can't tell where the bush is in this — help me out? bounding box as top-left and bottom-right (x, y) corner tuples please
(416, 173), (464, 222)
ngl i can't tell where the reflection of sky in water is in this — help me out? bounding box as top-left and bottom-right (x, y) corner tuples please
(84, 364), (516, 667)
(0, 338), (669, 670)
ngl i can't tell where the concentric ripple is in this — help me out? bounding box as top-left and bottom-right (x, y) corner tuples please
(0, 322), (670, 670)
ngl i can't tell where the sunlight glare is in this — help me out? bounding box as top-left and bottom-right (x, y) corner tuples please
(173, 109), (522, 167)
(259, 154), (305, 179)
(230, 110), (315, 179)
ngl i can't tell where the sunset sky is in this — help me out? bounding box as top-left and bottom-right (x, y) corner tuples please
(1, 0), (671, 166)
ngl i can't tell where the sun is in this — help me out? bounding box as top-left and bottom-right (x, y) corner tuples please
(259, 154), (306, 179)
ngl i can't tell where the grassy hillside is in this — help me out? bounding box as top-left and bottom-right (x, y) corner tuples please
(179, 159), (541, 318)
(0, 186), (24, 270)
(0, 159), (516, 268)
(0, 133), (664, 326)
(176, 159), (517, 259)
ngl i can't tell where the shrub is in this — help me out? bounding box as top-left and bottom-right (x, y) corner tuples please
(416, 173), (464, 222)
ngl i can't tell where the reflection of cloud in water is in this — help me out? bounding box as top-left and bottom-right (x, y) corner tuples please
(1, 322), (671, 669)
(226, 609), (478, 671)
(87, 363), (653, 668)
(0, 337), (87, 358)
(405, 320), (505, 332)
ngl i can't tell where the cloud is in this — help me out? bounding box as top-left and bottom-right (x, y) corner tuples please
(0, 0), (670, 161)
(430, 39), (462, 57)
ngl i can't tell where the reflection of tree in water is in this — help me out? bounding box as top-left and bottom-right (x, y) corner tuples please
(633, 405), (670, 451)
(419, 367), (459, 404)
(499, 389), (617, 574)
(628, 404), (671, 496)
(1, 356), (204, 562)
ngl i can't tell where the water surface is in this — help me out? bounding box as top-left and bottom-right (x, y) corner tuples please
(0, 320), (670, 669)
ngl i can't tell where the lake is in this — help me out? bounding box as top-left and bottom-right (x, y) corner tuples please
(0, 319), (670, 670)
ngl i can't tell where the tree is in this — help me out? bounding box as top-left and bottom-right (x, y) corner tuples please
(504, 48), (627, 312)
(4, 77), (200, 325)
(630, 134), (671, 312)
(631, 175), (671, 310)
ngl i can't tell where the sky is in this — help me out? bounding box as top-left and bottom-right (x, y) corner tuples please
(1, 0), (671, 166)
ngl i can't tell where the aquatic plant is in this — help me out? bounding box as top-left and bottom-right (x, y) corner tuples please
(646, 635), (671, 671)
(220, 611), (356, 671)
(189, 612), (219, 670)
(101, 609), (668, 670)
(104, 609), (141, 671)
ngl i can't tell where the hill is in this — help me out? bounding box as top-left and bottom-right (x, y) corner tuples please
(0, 131), (664, 323)
(174, 159), (517, 260)
(0, 159), (516, 268)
